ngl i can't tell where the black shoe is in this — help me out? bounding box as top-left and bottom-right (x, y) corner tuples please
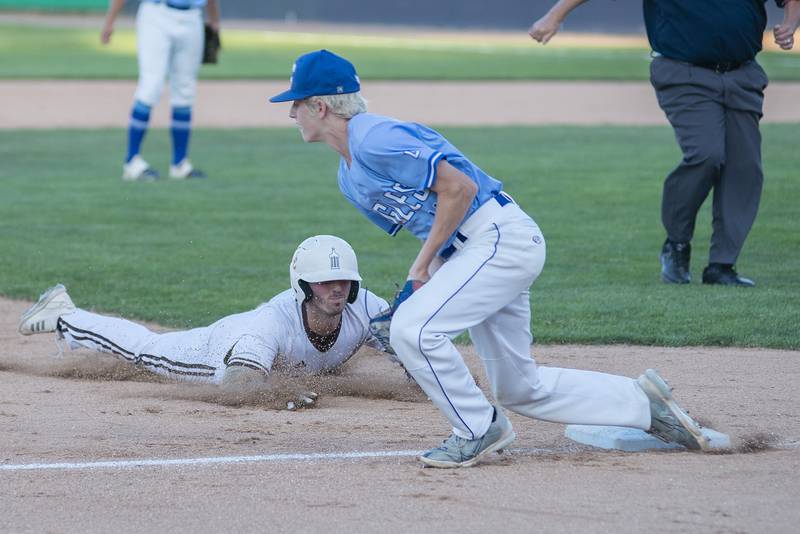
(702, 263), (755, 287)
(660, 239), (691, 284)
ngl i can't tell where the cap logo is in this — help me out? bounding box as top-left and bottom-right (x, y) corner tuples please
(330, 248), (341, 270)
(336, 86), (344, 93)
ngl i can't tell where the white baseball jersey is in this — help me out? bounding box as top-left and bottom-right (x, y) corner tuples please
(134, 1), (205, 107)
(339, 112), (651, 439)
(57, 288), (389, 384)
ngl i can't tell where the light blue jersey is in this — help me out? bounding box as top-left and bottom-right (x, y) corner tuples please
(338, 113), (503, 253)
(145, 0), (206, 8)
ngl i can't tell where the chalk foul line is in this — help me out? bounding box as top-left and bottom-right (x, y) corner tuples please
(0, 447), (556, 472)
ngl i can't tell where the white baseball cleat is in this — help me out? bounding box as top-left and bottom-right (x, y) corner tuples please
(123, 155), (160, 181)
(638, 368), (710, 451)
(18, 284), (76, 335)
(169, 159), (207, 179)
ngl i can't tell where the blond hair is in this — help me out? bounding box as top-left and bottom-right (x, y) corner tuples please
(307, 92), (368, 119)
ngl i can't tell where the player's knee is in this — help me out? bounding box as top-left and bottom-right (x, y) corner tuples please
(683, 142), (725, 170)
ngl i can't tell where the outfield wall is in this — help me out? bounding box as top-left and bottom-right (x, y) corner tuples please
(0, 0), (105, 10)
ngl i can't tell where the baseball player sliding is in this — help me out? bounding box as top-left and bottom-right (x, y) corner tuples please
(270, 50), (712, 467)
(18, 236), (392, 408)
(101, 0), (220, 181)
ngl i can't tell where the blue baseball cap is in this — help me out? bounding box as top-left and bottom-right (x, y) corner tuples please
(269, 49), (361, 103)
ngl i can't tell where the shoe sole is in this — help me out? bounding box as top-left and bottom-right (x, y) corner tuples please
(661, 273), (690, 284)
(419, 430), (517, 468)
(18, 284), (67, 335)
(640, 369), (710, 452)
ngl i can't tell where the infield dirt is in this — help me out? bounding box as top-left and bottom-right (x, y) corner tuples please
(2, 294), (799, 533)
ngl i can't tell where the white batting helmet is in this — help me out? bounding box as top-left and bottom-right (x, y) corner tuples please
(290, 235), (362, 305)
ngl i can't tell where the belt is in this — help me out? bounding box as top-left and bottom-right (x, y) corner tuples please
(651, 52), (745, 74)
(694, 60), (744, 74)
(440, 191), (514, 260)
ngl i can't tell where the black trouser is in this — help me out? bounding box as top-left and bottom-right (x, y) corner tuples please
(650, 56), (767, 265)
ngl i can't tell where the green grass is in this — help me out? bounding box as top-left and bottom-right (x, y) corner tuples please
(1, 125), (798, 348)
(2, 23), (800, 80)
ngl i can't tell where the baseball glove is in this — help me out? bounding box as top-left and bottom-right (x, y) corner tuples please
(368, 279), (424, 354)
(202, 24), (221, 64)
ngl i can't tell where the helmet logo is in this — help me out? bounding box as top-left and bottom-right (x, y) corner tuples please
(330, 247), (340, 270)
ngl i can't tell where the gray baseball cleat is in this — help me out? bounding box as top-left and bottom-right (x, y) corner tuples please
(638, 368), (710, 451)
(420, 407), (516, 468)
(18, 284), (76, 335)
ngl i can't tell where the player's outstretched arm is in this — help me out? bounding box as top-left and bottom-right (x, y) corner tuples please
(101, 0), (128, 45)
(219, 366), (318, 410)
(774, 0), (800, 50)
(528, 0), (590, 44)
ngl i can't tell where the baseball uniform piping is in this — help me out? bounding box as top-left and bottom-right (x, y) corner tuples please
(416, 223), (501, 440)
(424, 151), (444, 189)
(138, 353), (216, 370)
(138, 360), (216, 377)
(58, 317), (136, 361)
(226, 357), (270, 374)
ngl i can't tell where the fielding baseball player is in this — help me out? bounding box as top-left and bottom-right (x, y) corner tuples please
(101, 0), (220, 181)
(270, 50), (712, 467)
(18, 235), (391, 408)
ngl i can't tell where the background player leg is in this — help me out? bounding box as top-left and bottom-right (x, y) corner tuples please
(168, 8), (206, 179)
(123, 2), (170, 181)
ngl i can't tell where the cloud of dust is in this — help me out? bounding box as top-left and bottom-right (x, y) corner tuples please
(2, 353), (163, 383)
(3, 351), (426, 410)
(734, 432), (778, 454)
(160, 371), (427, 410)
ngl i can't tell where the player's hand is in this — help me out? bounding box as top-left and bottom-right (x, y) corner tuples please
(774, 24), (796, 50)
(528, 14), (561, 44)
(286, 390), (318, 411)
(100, 25), (113, 45)
(396, 279), (425, 309)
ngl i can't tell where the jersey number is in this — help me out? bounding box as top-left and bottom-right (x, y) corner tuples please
(372, 184), (430, 226)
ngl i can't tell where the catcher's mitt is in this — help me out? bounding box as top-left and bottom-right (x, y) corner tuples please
(202, 24), (221, 64)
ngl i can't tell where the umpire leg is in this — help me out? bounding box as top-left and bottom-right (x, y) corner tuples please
(651, 57), (726, 244)
(710, 62), (766, 265)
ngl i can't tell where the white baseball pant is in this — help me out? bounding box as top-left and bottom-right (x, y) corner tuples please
(58, 309), (230, 384)
(134, 2), (204, 108)
(390, 196), (652, 439)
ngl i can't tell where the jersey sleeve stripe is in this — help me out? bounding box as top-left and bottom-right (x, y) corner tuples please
(226, 361), (269, 374)
(226, 356), (270, 374)
(424, 151), (445, 189)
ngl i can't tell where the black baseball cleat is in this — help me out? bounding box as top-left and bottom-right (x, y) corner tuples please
(702, 263), (755, 287)
(660, 239), (691, 284)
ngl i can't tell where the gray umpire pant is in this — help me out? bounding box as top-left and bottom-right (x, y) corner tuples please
(650, 56), (767, 265)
